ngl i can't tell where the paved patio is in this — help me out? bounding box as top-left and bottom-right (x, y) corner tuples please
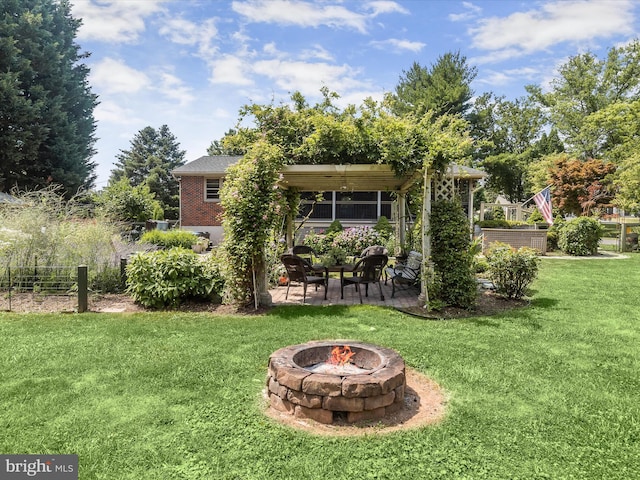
(269, 276), (421, 308)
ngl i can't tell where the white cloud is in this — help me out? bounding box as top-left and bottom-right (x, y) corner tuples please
(252, 59), (365, 96)
(91, 58), (150, 94)
(232, 0), (369, 33)
(72, 0), (166, 43)
(365, 1), (409, 16)
(300, 44), (334, 61)
(449, 2), (482, 22)
(210, 55), (254, 85)
(93, 100), (141, 125)
(155, 72), (196, 106)
(159, 17), (219, 60)
(470, 0), (634, 54)
(370, 38), (426, 53)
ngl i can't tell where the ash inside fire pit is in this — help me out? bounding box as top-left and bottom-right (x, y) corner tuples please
(266, 341), (406, 425)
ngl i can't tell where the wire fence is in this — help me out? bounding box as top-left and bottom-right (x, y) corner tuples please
(0, 265), (89, 312)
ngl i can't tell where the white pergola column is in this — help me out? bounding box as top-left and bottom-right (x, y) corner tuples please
(419, 172), (431, 306)
(398, 192), (406, 255)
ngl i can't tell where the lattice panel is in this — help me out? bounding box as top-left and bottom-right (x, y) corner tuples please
(432, 172), (456, 202)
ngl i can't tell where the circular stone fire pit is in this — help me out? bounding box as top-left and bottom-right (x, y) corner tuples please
(267, 341), (406, 424)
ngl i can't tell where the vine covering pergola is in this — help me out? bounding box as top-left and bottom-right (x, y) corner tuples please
(217, 94), (481, 308)
(269, 163), (484, 305)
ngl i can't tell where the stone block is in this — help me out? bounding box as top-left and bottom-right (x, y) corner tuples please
(302, 373), (343, 396)
(270, 393), (295, 414)
(342, 374), (383, 398)
(268, 377), (289, 399)
(364, 391), (395, 410)
(287, 390), (323, 408)
(394, 384), (405, 403)
(276, 367), (311, 390)
(295, 405), (334, 424)
(370, 368), (405, 394)
(322, 395), (364, 412)
(347, 407), (386, 423)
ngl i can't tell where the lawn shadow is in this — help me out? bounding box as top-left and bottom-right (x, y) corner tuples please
(529, 297), (559, 309)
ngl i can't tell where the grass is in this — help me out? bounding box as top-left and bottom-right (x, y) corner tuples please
(1, 254), (639, 479)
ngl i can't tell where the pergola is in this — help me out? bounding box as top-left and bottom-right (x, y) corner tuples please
(271, 163), (485, 304)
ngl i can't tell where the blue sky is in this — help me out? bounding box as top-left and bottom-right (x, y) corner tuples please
(69, 0), (640, 188)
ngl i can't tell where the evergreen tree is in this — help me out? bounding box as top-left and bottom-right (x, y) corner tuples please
(389, 51), (477, 118)
(110, 125), (186, 219)
(0, 0), (97, 194)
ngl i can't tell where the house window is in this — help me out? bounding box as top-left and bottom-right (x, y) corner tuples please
(205, 178), (222, 201)
(296, 191), (394, 221)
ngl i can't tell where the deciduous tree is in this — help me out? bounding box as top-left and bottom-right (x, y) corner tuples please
(549, 155), (617, 216)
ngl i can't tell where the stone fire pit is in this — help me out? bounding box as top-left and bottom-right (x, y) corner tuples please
(266, 340), (406, 424)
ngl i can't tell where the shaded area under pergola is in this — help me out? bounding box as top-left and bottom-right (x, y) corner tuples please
(271, 163), (485, 305)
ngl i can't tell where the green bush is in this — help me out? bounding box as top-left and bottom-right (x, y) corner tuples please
(139, 229), (198, 249)
(325, 219), (344, 236)
(546, 230), (559, 251)
(302, 230), (331, 254)
(126, 248), (223, 308)
(374, 216), (393, 239)
(476, 219), (512, 229)
(430, 199), (476, 308)
(91, 265), (124, 293)
(486, 242), (540, 299)
(558, 217), (603, 256)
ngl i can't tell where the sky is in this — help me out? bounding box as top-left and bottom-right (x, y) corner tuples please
(68, 0), (640, 189)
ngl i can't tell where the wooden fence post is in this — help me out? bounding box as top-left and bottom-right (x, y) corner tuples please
(77, 265), (88, 313)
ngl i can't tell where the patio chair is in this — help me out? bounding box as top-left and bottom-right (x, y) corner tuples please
(359, 245), (388, 257)
(385, 251), (422, 298)
(280, 254), (327, 303)
(291, 245), (325, 273)
(341, 254), (388, 304)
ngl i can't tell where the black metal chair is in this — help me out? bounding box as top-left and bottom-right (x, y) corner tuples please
(341, 254), (388, 304)
(280, 254), (327, 303)
(385, 251), (422, 297)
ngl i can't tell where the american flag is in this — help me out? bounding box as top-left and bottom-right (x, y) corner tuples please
(533, 187), (554, 225)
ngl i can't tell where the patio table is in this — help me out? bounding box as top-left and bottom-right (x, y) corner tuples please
(326, 263), (356, 299)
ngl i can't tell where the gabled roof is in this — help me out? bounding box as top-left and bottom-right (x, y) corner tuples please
(172, 155), (241, 176)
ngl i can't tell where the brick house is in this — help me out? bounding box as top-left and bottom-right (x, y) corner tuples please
(172, 155), (486, 246)
(171, 155), (239, 244)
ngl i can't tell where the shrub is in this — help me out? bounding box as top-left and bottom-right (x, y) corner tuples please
(139, 229), (198, 249)
(429, 199), (476, 308)
(476, 219), (511, 229)
(374, 216), (393, 239)
(325, 219), (344, 236)
(486, 242), (540, 299)
(558, 217), (603, 256)
(91, 265), (124, 294)
(302, 230), (331, 254)
(331, 226), (383, 255)
(126, 248), (223, 308)
(546, 230), (559, 251)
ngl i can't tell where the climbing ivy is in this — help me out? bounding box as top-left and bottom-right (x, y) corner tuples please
(220, 141), (287, 305)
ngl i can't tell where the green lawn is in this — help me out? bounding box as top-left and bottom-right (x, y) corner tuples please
(1, 254), (639, 479)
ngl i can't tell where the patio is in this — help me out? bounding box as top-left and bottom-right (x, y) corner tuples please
(269, 276), (421, 308)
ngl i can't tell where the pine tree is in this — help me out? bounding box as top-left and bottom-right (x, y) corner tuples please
(0, 0), (97, 194)
(110, 125), (186, 220)
(390, 52), (477, 118)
